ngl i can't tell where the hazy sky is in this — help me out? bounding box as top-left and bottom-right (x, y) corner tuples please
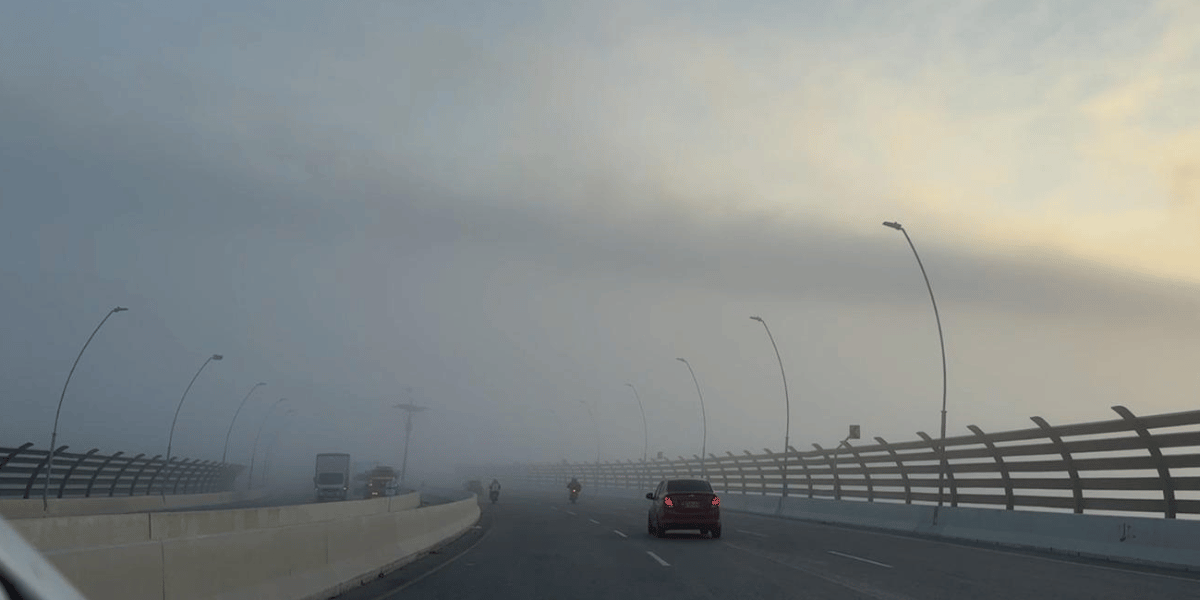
(3, 1), (1200, 477)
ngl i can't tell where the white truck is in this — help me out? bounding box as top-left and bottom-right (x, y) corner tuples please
(313, 453), (351, 501)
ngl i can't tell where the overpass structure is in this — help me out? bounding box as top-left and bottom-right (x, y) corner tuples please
(7, 404), (1200, 599)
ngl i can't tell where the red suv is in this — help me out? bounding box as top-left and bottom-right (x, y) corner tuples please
(646, 479), (721, 538)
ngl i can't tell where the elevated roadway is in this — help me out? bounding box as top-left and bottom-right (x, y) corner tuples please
(337, 489), (1200, 600)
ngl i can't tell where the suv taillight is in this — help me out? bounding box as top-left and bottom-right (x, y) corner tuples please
(663, 496), (674, 508)
(711, 496), (720, 507)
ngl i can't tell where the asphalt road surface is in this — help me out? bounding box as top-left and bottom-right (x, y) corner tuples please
(337, 489), (1200, 600)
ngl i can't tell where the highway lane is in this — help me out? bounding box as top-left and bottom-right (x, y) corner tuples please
(339, 488), (1200, 600)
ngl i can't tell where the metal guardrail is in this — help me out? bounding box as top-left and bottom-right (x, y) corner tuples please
(481, 405), (1200, 519)
(0, 444), (242, 499)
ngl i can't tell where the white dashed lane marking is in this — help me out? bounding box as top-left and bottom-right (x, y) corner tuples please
(827, 550), (893, 569)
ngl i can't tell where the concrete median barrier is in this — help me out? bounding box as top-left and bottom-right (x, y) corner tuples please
(0, 488), (270, 519)
(8, 491), (481, 600)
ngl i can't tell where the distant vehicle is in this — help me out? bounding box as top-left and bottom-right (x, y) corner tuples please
(313, 453), (351, 501)
(365, 466), (400, 498)
(646, 479), (721, 539)
(568, 478), (581, 503)
(464, 480), (485, 498)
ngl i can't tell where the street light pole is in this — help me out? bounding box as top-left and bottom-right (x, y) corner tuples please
(625, 383), (650, 491)
(623, 384), (649, 463)
(578, 400), (601, 488)
(165, 354), (223, 470)
(222, 382), (266, 463)
(394, 402), (428, 488)
(750, 316), (791, 498)
(883, 221), (949, 522)
(262, 409), (297, 487)
(44, 306), (128, 508)
(676, 358), (708, 478)
(248, 398), (287, 491)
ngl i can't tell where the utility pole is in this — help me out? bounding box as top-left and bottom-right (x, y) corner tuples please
(394, 401), (428, 487)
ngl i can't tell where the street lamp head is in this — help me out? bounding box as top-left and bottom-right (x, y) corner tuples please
(676, 357), (686, 363)
(256, 382), (267, 387)
(113, 306), (129, 313)
(211, 354), (224, 361)
(882, 221), (904, 231)
(749, 316), (763, 322)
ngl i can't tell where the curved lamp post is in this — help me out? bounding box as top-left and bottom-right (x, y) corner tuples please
(578, 400), (601, 487)
(676, 358), (708, 478)
(165, 354), (223, 468)
(221, 382), (266, 464)
(44, 306), (128, 508)
(248, 398), (288, 490)
(261, 409), (297, 487)
(883, 220), (949, 519)
(625, 383), (651, 489)
(750, 315), (791, 498)
(623, 383), (649, 463)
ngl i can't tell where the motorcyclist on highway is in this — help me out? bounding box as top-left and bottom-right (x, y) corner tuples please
(489, 479), (501, 493)
(567, 477), (581, 493)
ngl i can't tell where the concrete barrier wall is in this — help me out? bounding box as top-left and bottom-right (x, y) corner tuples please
(9, 492), (479, 600)
(556, 483), (1200, 572)
(0, 488), (270, 519)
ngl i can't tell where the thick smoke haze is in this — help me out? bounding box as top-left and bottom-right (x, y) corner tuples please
(3, 1), (1200, 485)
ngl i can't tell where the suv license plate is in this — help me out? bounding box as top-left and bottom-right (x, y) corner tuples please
(685, 501), (700, 508)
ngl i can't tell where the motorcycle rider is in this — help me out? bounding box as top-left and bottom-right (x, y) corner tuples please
(567, 477), (582, 493)
(489, 479), (501, 494)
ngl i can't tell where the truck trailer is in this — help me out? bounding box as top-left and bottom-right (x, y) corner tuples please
(313, 453), (351, 501)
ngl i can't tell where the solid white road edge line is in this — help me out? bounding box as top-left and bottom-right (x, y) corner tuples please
(646, 551), (671, 567)
(828, 550), (894, 569)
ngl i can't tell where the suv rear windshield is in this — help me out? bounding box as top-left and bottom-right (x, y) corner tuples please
(666, 480), (713, 492)
(317, 473), (344, 485)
